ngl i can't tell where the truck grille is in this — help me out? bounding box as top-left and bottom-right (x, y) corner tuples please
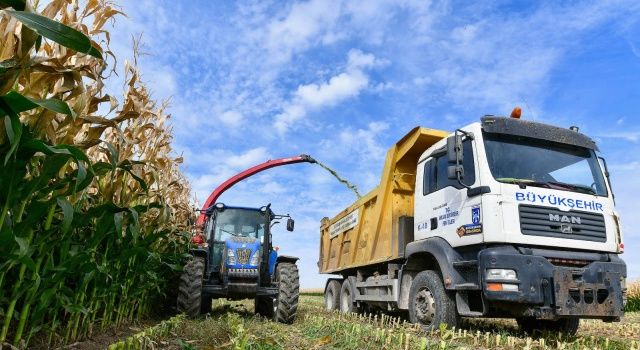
(519, 205), (606, 242)
(236, 248), (252, 264)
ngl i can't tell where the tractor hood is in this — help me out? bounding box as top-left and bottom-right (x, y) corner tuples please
(225, 236), (261, 269)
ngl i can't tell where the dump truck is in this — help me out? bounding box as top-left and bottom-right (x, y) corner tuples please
(319, 112), (626, 336)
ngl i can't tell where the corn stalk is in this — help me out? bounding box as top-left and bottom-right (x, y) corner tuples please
(0, 0), (193, 347)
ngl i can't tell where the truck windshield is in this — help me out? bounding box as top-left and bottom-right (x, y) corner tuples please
(483, 133), (608, 196)
(211, 209), (266, 242)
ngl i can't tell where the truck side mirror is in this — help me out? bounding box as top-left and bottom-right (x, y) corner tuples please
(446, 134), (463, 163)
(286, 218), (295, 232)
(446, 134), (464, 180)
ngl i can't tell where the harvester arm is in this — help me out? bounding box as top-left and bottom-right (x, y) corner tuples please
(196, 154), (316, 225)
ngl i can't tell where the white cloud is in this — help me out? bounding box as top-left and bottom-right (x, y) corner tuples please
(596, 131), (640, 142)
(219, 110), (244, 127)
(338, 121), (390, 161)
(295, 71), (368, 107)
(266, 0), (343, 63)
(227, 147), (270, 168)
(274, 49), (383, 134)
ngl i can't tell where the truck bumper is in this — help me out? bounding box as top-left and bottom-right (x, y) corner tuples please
(477, 246), (626, 320)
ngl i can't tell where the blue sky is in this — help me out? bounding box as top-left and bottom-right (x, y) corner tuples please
(99, 0), (640, 288)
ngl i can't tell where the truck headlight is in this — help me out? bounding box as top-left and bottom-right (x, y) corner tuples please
(226, 249), (236, 265)
(250, 251), (260, 266)
(486, 269), (517, 281)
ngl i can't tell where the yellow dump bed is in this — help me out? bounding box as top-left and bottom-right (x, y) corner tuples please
(319, 127), (449, 274)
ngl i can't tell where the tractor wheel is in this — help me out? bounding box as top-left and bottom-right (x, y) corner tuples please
(324, 280), (341, 311)
(408, 270), (458, 330)
(274, 262), (299, 324)
(255, 295), (275, 319)
(517, 317), (579, 337)
(177, 256), (207, 317)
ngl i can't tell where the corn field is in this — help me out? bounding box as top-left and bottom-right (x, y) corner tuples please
(0, 0), (192, 348)
(628, 280), (640, 312)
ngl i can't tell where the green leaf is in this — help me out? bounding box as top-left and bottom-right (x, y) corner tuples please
(0, 99), (23, 164)
(34, 34), (42, 52)
(0, 59), (19, 75)
(56, 198), (73, 234)
(119, 165), (148, 191)
(14, 236), (29, 256)
(1, 91), (74, 116)
(128, 208), (140, 241)
(104, 142), (118, 168)
(0, 0), (25, 11)
(31, 96), (74, 117)
(114, 212), (123, 236)
(5, 10), (102, 59)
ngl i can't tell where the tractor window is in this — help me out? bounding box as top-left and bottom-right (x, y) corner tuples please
(212, 208), (266, 242)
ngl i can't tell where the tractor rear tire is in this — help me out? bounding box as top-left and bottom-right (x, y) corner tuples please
(274, 263), (299, 324)
(255, 295), (275, 319)
(177, 256), (207, 317)
(517, 317), (579, 337)
(324, 280), (341, 311)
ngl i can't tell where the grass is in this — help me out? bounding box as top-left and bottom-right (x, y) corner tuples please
(119, 295), (640, 350)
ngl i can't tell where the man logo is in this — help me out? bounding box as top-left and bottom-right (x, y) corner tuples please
(548, 213), (581, 225)
(560, 224), (573, 234)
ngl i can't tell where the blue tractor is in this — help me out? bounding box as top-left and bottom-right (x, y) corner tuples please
(177, 203), (299, 323)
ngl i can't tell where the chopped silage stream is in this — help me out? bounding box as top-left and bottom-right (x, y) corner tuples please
(105, 295), (640, 350)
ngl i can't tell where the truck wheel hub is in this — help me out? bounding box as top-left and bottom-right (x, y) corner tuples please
(415, 288), (436, 324)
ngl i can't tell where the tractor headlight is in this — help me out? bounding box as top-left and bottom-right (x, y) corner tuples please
(226, 249), (236, 265)
(250, 251), (260, 266)
(486, 269), (517, 281)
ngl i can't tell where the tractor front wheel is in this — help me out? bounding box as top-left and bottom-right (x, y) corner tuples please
(177, 256), (208, 317)
(273, 262), (299, 324)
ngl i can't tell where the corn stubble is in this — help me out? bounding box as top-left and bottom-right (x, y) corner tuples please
(0, 0), (192, 348)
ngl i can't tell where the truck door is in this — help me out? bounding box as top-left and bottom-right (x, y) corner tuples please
(414, 139), (483, 247)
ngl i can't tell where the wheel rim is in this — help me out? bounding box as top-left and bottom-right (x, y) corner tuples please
(341, 287), (351, 313)
(325, 290), (334, 310)
(414, 287), (436, 326)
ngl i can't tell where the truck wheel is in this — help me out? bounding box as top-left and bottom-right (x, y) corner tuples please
(408, 270), (458, 330)
(255, 295), (275, 319)
(325, 280), (341, 311)
(177, 256), (207, 317)
(517, 317), (579, 337)
(274, 263), (299, 324)
(339, 278), (358, 313)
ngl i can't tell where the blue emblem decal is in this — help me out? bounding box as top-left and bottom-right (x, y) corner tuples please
(472, 206), (480, 224)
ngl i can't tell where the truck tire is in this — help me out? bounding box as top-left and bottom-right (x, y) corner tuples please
(177, 256), (207, 317)
(255, 295), (275, 319)
(324, 280), (341, 311)
(339, 278), (358, 313)
(274, 262), (299, 324)
(517, 317), (579, 337)
(408, 270), (458, 330)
